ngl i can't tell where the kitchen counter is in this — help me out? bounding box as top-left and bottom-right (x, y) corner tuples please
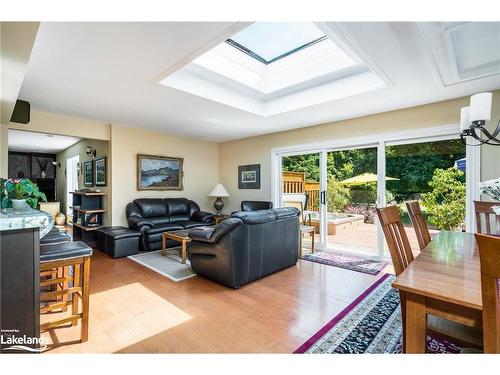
(0, 207), (53, 238)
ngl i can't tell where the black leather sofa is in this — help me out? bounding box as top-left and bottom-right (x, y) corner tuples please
(240, 200), (273, 211)
(126, 198), (214, 251)
(188, 207), (300, 288)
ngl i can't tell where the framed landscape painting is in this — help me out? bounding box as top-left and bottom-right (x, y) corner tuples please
(83, 160), (94, 187)
(238, 164), (260, 189)
(94, 157), (106, 186)
(137, 154), (184, 191)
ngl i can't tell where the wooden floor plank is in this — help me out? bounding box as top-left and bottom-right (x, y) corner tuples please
(41, 250), (383, 353)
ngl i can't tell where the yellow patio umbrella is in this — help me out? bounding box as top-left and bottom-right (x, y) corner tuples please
(339, 172), (399, 186)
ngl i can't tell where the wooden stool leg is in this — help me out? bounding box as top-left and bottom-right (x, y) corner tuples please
(72, 264), (80, 326)
(311, 231), (315, 253)
(80, 256), (91, 342)
(61, 266), (69, 312)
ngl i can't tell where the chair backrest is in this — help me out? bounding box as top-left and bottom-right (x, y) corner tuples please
(376, 205), (414, 276)
(475, 201), (500, 235)
(406, 200), (431, 250)
(240, 200), (273, 212)
(475, 233), (500, 353)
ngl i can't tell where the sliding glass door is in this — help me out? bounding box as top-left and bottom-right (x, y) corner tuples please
(384, 138), (467, 256)
(274, 129), (476, 261)
(325, 146), (381, 258)
(281, 151), (322, 256)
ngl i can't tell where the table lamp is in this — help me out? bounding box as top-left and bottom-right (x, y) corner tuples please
(208, 183), (230, 215)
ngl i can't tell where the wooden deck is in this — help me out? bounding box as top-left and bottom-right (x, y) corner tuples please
(303, 221), (439, 258)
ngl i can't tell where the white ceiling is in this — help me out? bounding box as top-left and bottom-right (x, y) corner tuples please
(8, 129), (81, 153)
(19, 22), (500, 142)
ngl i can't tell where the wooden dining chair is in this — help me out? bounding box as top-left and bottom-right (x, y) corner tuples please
(376, 205), (414, 276)
(475, 233), (500, 353)
(406, 200), (431, 250)
(377, 205), (483, 352)
(475, 201), (500, 235)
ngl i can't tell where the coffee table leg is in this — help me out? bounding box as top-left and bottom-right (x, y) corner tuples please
(181, 240), (187, 264)
(162, 235), (166, 257)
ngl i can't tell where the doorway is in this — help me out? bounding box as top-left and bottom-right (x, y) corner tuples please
(272, 126), (479, 260)
(66, 154), (79, 221)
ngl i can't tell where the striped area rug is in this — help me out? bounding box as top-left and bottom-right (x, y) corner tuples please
(295, 274), (463, 354)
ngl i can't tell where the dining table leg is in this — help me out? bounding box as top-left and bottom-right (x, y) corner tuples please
(405, 292), (427, 353)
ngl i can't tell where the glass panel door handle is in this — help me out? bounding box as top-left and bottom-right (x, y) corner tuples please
(320, 191), (326, 205)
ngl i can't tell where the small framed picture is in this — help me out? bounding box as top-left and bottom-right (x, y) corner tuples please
(238, 164), (260, 189)
(83, 160), (94, 187)
(94, 157), (106, 186)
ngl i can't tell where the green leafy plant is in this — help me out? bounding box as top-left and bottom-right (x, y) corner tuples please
(421, 168), (466, 231)
(0, 178), (47, 209)
(326, 178), (351, 212)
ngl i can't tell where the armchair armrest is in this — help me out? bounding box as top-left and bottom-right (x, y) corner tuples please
(189, 218), (243, 244)
(191, 210), (215, 224)
(127, 216), (154, 231)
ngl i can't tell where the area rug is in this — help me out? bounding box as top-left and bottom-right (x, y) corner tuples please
(128, 248), (196, 282)
(294, 273), (463, 354)
(301, 251), (386, 275)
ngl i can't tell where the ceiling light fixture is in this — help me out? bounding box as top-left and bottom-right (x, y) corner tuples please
(460, 92), (500, 146)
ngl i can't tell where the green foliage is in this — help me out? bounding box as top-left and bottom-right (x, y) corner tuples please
(386, 139), (465, 200)
(421, 168), (466, 230)
(0, 178), (47, 209)
(326, 178), (351, 212)
(282, 139), (466, 203)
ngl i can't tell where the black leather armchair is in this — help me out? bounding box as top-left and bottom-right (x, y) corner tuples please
(241, 200), (273, 211)
(126, 198), (214, 251)
(188, 207), (300, 288)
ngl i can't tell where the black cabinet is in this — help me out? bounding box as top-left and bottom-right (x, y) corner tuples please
(0, 228), (40, 353)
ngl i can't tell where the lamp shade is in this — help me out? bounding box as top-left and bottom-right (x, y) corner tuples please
(469, 92), (492, 123)
(460, 106), (470, 131)
(208, 183), (230, 197)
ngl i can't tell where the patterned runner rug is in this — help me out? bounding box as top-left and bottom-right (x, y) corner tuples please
(302, 251), (386, 275)
(294, 273), (463, 354)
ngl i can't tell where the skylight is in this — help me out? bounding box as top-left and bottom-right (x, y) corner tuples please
(159, 22), (389, 116)
(226, 22), (327, 64)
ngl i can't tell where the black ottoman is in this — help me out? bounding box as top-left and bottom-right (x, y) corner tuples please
(97, 226), (141, 258)
(96, 226), (126, 253)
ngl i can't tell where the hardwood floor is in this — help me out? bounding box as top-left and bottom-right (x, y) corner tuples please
(41, 250), (384, 353)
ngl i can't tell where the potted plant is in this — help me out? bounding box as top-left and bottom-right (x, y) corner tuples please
(0, 178), (47, 209)
(55, 212), (66, 225)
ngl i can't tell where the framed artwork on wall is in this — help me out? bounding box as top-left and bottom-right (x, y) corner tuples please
(83, 160), (94, 187)
(238, 164), (260, 189)
(94, 157), (106, 186)
(137, 154), (184, 191)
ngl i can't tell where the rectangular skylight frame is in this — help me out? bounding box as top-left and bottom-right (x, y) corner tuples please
(226, 35), (328, 65)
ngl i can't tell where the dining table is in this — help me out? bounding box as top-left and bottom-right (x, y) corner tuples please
(392, 231), (483, 353)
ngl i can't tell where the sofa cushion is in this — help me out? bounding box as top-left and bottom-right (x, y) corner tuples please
(232, 209), (277, 225)
(150, 217), (171, 226)
(169, 214), (190, 223)
(180, 221), (209, 229)
(145, 223), (184, 236)
(165, 198), (191, 216)
(134, 198), (168, 218)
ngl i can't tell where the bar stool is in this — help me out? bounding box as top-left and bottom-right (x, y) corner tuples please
(39, 241), (92, 342)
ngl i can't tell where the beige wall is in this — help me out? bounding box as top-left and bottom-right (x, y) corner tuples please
(56, 139), (110, 223)
(0, 125), (7, 176)
(219, 91), (500, 213)
(9, 110), (111, 141)
(110, 124), (219, 226)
